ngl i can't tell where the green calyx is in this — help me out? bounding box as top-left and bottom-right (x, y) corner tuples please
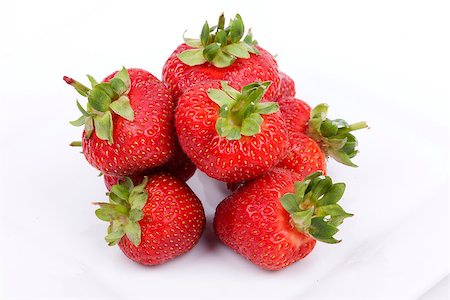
(280, 172), (353, 244)
(95, 177), (149, 247)
(208, 81), (279, 140)
(178, 13), (259, 68)
(307, 104), (368, 167)
(65, 67), (134, 145)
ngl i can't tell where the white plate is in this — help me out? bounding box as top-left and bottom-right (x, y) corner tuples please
(1, 1), (449, 299)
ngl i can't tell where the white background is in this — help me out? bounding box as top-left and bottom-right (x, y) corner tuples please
(0, 0), (449, 299)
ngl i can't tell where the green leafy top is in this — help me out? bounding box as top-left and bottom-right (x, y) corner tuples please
(64, 67), (134, 145)
(94, 177), (149, 246)
(307, 104), (368, 167)
(208, 81), (279, 140)
(178, 13), (259, 68)
(280, 172), (353, 244)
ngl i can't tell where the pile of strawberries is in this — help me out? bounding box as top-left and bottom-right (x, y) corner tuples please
(65, 14), (367, 271)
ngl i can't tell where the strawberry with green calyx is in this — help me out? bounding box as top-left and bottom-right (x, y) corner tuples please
(162, 13), (280, 101)
(95, 177), (149, 247)
(178, 13), (259, 68)
(66, 67), (133, 144)
(276, 99), (367, 176)
(65, 68), (176, 176)
(214, 168), (352, 271)
(95, 174), (205, 265)
(175, 80), (288, 182)
(307, 104), (368, 167)
(210, 81), (279, 140)
(279, 171), (352, 244)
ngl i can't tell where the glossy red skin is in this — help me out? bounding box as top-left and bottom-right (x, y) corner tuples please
(162, 44), (280, 102)
(118, 173), (205, 266)
(277, 97), (311, 135)
(276, 72), (296, 100)
(277, 133), (326, 178)
(175, 80), (289, 182)
(82, 69), (176, 176)
(214, 168), (316, 271)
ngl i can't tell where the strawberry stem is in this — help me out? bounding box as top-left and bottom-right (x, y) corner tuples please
(229, 81), (270, 125)
(63, 76), (91, 96)
(280, 172), (353, 244)
(208, 81), (279, 140)
(307, 104), (367, 167)
(177, 13), (260, 68)
(337, 121), (368, 135)
(70, 141), (82, 147)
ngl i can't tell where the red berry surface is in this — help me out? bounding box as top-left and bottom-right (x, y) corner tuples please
(214, 168), (316, 270)
(76, 68), (176, 176)
(276, 72), (296, 100)
(162, 44), (280, 101)
(277, 97), (311, 135)
(175, 80), (288, 182)
(117, 173), (205, 265)
(277, 133), (326, 178)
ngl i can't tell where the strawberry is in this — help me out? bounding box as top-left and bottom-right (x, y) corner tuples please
(103, 140), (196, 190)
(175, 80), (288, 182)
(276, 72), (296, 100)
(306, 104), (368, 167)
(65, 68), (176, 176)
(162, 14), (280, 101)
(95, 173), (205, 265)
(214, 168), (352, 271)
(276, 101), (368, 176)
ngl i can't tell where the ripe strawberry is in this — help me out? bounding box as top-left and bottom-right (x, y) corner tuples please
(162, 14), (280, 101)
(95, 173), (205, 265)
(276, 72), (296, 100)
(65, 68), (176, 176)
(214, 168), (352, 271)
(276, 101), (368, 176)
(175, 80), (288, 182)
(103, 140), (196, 190)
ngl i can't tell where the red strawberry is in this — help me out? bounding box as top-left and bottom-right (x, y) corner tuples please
(175, 80), (288, 182)
(276, 72), (296, 100)
(65, 68), (176, 176)
(214, 168), (352, 271)
(276, 101), (368, 176)
(95, 173), (205, 265)
(162, 14), (280, 102)
(103, 140), (196, 190)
